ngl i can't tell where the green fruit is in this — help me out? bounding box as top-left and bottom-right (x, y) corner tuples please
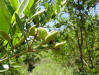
(45, 31), (58, 43)
(36, 27), (48, 40)
(29, 26), (36, 36)
(54, 41), (66, 49)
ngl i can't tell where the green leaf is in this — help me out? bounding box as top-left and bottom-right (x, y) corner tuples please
(3, 40), (8, 46)
(9, 0), (19, 10)
(4, 0), (15, 15)
(13, 37), (19, 46)
(27, 9), (46, 23)
(44, 3), (48, 9)
(54, 3), (60, 14)
(11, 65), (22, 68)
(17, 0), (29, 16)
(14, 36), (25, 47)
(0, 70), (7, 72)
(24, 0), (35, 16)
(11, 0), (30, 23)
(12, 24), (16, 35)
(0, 31), (11, 42)
(15, 13), (24, 34)
(13, 33), (21, 46)
(0, 0), (11, 33)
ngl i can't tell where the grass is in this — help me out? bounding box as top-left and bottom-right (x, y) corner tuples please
(30, 58), (74, 75)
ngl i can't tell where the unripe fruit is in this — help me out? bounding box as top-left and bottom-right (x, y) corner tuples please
(36, 27), (48, 40)
(29, 26), (36, 36)
(45, 31), (58, 43)
(54, 41), (66, 49)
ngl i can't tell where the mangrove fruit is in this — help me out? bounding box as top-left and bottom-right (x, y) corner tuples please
(45, 31), (58, 43)
(29, 25), (36, 36)
(54, 41), (66, 49)
(36, 27), (48, 40)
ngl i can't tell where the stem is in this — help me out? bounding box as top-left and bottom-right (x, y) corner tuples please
(0, 48), (51, 63)
(75, 29), (84, 70)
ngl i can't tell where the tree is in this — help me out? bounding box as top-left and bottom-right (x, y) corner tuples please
(53, 0), (99, 72)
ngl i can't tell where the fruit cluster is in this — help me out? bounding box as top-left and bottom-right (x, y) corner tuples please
(29, 26), (66, 49)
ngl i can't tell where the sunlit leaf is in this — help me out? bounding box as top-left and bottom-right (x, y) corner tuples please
(3, 40), (8, 46)
(0, 0), (11, 33)
(11, 0), (30, 23)
(17, 0), (29, 16)
(44, 3), (48, 9)
(13, 33), (21, 46)
(24, 0), (35, 16)
(0, 70), (7, 72)
(54, 3), (60, 14)
(9, 0), (19, 10)
(11, 65), (22, 68)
